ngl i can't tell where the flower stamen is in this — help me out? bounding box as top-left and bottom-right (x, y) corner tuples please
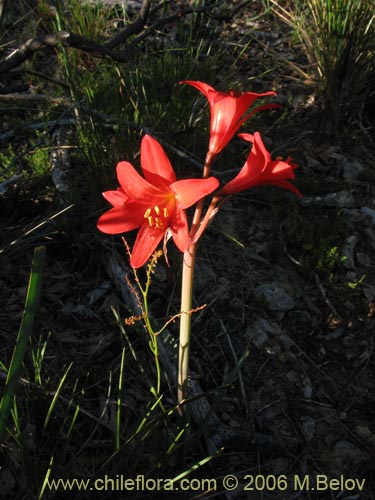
(154, 218), (163, 229)
(144, 206), (169, 229)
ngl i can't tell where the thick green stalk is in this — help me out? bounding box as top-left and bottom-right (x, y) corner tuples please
(178, 243), (197, 407)
(177, 152), (216, 409)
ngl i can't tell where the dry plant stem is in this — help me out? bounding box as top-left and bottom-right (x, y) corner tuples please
(177, 152), (215, 409)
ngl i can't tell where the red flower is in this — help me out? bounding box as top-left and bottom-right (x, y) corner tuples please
(219, 132), (302, 197)
(180, 80), (278, 157)
(97, 135), (219, 268)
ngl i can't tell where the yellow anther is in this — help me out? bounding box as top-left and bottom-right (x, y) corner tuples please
(155, 217), (163, 229)
(144, 204), (169, 229)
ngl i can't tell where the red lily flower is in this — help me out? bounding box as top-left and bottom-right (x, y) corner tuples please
(97, 135), (219, 268)
(219, 132), (302, 197)
(180, 80), (278, 157)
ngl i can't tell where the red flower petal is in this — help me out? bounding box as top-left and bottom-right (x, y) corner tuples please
(209, 94), (241, 151)
(180, 81), (277, 155)
(219, 132), (301, 197)
(116, 161), (165, 201)
(170, 208), (189, 253)
(140, 135), (176, 187)
(98, 132), (222, 266)
(97, 204), (145, 234)
(237, 133), (254, 142)
(171, 177), (219, 209)
(210, 93), (277, 154)
(102, 188), (128, 207)
(219, 132), (267, 195)
(180, 80), (215, 98)
(130, 224), (165, 268)
(236, 102), (281, 129)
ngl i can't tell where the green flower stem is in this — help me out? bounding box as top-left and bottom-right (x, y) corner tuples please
(177, 152), (215, 409)
(144, 301), (161, 396)
(178, 242), (196, 407)
(141, 274), (161, 396)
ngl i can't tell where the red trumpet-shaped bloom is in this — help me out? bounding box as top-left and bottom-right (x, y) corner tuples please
(97, 135), (219, 268)
(219, 132), (302, 197)
(180, 80), (278, 157)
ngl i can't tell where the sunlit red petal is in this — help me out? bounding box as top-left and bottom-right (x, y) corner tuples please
(102, 187), (128, 207)
(116, 161), (165, 201)
(268, 160), (296, 177)
(98, 130), (223, 264)
(180, 80), (215, 99)
(140, 135), (176, 187)
(170, 209), (189, 252)
(209, 95), (239, 152)
(171, 177), (219, 209)
(219, 132), (301, 197)
(219, 132), (268, 195)
(237, 133), (254, 143)
(181, 81), (278, 155)
(97, 204), (144, 234)
(130, 224), (165, 268)
(227, 92), (275, 130)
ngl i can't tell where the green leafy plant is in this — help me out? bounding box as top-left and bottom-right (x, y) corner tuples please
(317, 244), (346, 272)
(26, 136), (50, 179)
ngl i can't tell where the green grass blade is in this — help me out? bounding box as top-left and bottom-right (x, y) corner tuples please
(116, 346), (126, 450)
(37, 454), (54, 500)
(66, 403), (80, 439)
(43, 362), (73, 429)
(170, 450), (222, 484)
(0, 245), (46, 444)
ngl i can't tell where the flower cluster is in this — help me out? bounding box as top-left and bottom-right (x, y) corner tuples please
(97, 135), (218, 267)
(98, 81), (301, 267)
